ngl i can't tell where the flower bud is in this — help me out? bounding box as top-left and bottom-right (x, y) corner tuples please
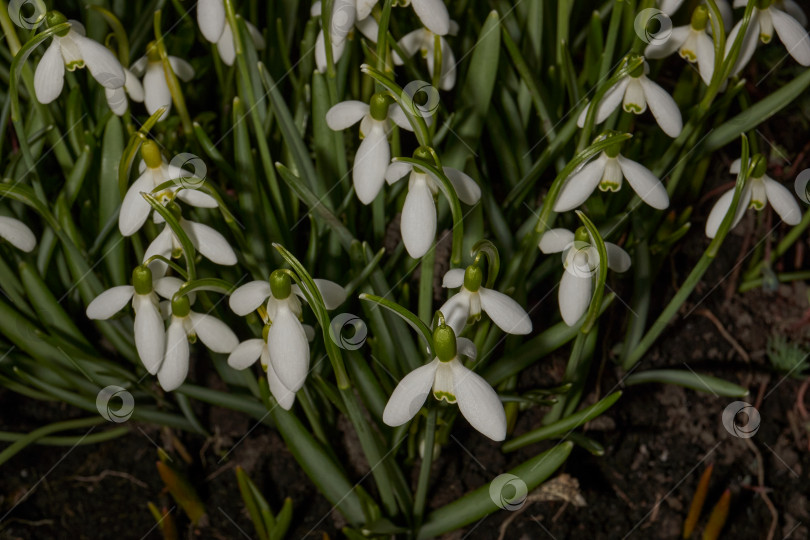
(369, 92), (391, 121)
(433, 323), (457, 362)
(269, 270), (292, 299)
(463, 264), (483, 292)
(141, 140), (162, 169)
(132, 265), (153, 295)
(171, 294), (191, 318)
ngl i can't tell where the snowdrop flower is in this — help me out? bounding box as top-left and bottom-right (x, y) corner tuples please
(104, 68), (144, 116)
(0, 216), (36, 252)
(393, 21), (458, 90)
(658, 0), (732, 29)
(645, 7), (716, 85)
(326, 93), (415, 204)
(438, 265), (532, 336)
(705, 155), (802, 238)
(554, 134), (670, 212)
(119, 141), (218, 236)
(34, 13), (125, 105)
(577, 57), (683, 138)
(312, 0), (379, 72)
(383, 321), (506, 441)
(86, 265), (180, 375)
(197, 0), (266, 65)
(228, 324), (298, 410)
(726, 0), (810, 75)
(404, 0), (451, 36)
(229, 271), (347, 396)
(159, 286), (238, 391)
(130, 43), (194, 120)
(385, 150), (482, 259)
(143, 205), (237, 269)
(539, 228), (631, 326)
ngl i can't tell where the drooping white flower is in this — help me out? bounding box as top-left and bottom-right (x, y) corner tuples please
(120, 141), (218, 237)
(726, 0), (810, 76)
(645, 6), (716, 85)
(577, 58), (683, 138)
(438, 266), (532, 336)
(105, 68), (145, 116)
(405, 0), (451, 36)
(705, 156), (802, 238)
(385, 157), (481, 259)
(658, 0), (732, 29)
(539, 228), (631, 326)
(383, 323), (506, 441)
(326, 94), (415, 204)
(144, 216), (238, 270)
(554, 138), (670, 212)
(312, 0), (379, 73)
(34, 15), (125, 105)
(86, 265), (178, 375)
(0, 216), (36, 252)
(393, 21), (458, 90)
(130, 43), (195, 120)
(197, 0), (266, 65)
(158, 285), (238, 391)
(229, 271), (347, 395)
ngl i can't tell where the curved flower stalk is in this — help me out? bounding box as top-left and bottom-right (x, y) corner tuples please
(392, 21), (458, 90)
(382, 319), (506, 441)
(326, 93), (415, 204)
(438, 265), (532, 336)
(130, 42), (195, 119)
(312, 0), (379, 73)
(197, 0), (266, 66)
(86, 265), (182, 375)
(705, 155), (802, 238)
(577, 58), (683, 138)
(229, 271), (347, 398)
(659, 0), (732, 29)
(119, 141), (218, 236)
(105, 68), (145, 116)
(539, 228), (631, 326)
(554, 134), (670, 212)
(645, 7), (716, 85)
(34, 13), (125, 105)
(0, 217), (36, 252)
(385, 151), (481, 259)
(726, 0), (810, 75)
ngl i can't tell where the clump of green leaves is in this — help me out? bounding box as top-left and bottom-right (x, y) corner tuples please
(767, 335), (809, 379)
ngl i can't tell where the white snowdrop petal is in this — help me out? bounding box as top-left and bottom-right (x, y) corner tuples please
(726, 15), (760, 76)
(229, 280), (272, 315)
(144, 63), (172, 119)
(143, 226), (174, 271)
(326, 101), (369, 130)
(198, 0), (226, 42)
(645, 25), (691, 58)
(119, 172), (154, 236)
(357, 0), (378, 20)
(639, 77), (682, 137)
(538, 228), (575, 254)
(401, 179), (437, 259)
(124, 69), (145, 102)
(554, 156), (607, 212)
(442, 268), (466, 288)
(479, 288), (532, 335)
(315, 30), (328, 73)
(189, 312), (239, 353)
(181, 220), (237, 266)
(217, 22), (236, 66)
(133, 295), (165, 375)
(265, 348), (296, 410)
(438, 37), (457, 90)
(74, 35), (125, 89)
(130, 56), (147, 77)
(770, 7), (810, 66)
(617, 155), (670, 210)
(34, 42), (65, 104)
(314, 279), (347, 309)
(393, 29), (425, 64)
(168, 56), (195, 82)
(385, 162), (413, 185)
(449, 360), (507, 441)
(659, 0), (685, 15)
(763, 178), (802, 225)
(227, 339), (264, 369)
(438, 291), (471, 336)
(387, 103), (414, 131)
(443, 167), (481, 205)
(330, 0), (356, 42)
(0, 216), (37, 252)
(695, 32), (716, 85)
(781, 0), (808, 27)
(105, 86), (128, 115)
(605, 243), (632, 273)
(704, 186), (752, 238)
(176, 188), (219, 208)
(159, 321), (189, 391)
(353, 124), (389, 204)
(382, 359), (439, 426)
(729, 158), (742, 174)
(583, 78), (630, 127)
(356, 14), (379, 42)
(86, 286), (134, 319)
(559, 269), (592, 326)
(412, 0), (450, 35)
(153, 277), (186, 301)
(457, 338), (477, 360)
(268, 308), (310, 392)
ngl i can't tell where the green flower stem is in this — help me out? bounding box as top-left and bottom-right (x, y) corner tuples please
(624, 369), (749, 397)
(152, 10), (193, 135)
(418, 247), (435, 325)
(739, 270), (810, 293)
(412, 407), (437, 527)
(0, 416), (107, 466)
